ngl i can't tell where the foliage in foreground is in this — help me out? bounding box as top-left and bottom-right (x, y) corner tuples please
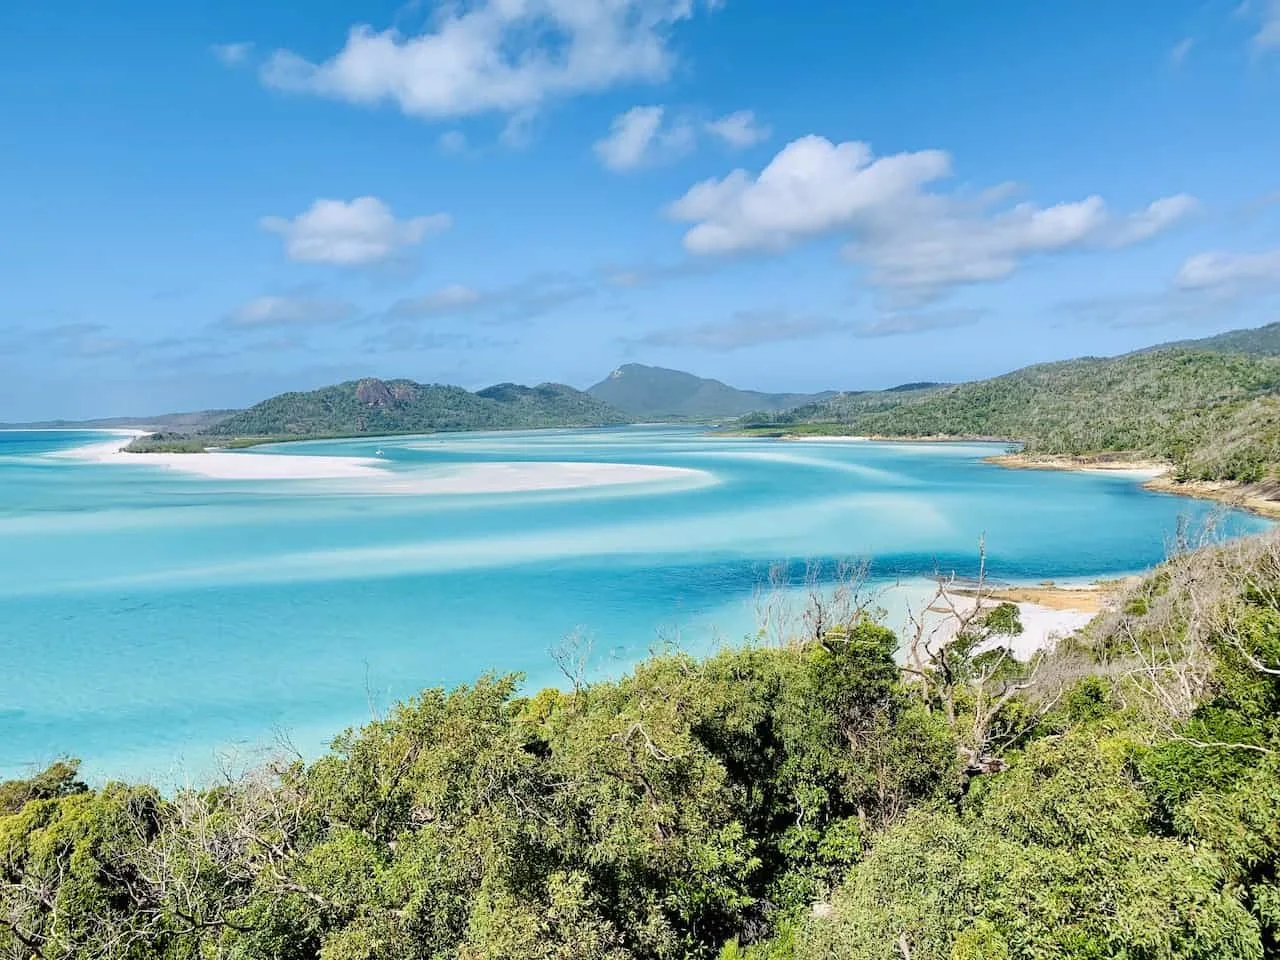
(0, 624), (954, 959)
(3, 534), (1280, 959)
(803, 532), (1280, 960)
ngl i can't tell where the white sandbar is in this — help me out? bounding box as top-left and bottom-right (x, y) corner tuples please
(56, 432), (712, 494)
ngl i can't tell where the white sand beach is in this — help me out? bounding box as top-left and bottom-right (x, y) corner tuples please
(55, 431), (711, 494)
(1078, 465), (1167, 479)
(999, 602), (1095, 658)
(914, 593), (1096, 661)
(781, 435), (873, 443)
(782, 435), (997, 444)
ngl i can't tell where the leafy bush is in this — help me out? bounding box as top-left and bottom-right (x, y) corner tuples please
(6, 534), (1280, 958)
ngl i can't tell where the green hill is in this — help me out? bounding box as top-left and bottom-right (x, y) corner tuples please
(751, 348), (1280, 482)
(1151, 320), (1280, 357)
(588, 363), (836, 419)
(202, 377), (630, 439)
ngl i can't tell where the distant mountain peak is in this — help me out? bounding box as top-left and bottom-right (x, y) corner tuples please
(587, 364), (835, 420)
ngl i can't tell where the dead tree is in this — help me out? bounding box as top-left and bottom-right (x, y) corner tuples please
(902, 540), (1070, 775)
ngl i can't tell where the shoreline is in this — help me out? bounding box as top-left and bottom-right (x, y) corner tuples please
(949, 579), (1129, 614)
(983, 452), (1166, 477)
(1141, 475), (1280, 520)
(748, 432), (1278, 522)
(985, 452), (1280, 520)
(781, 433), (1013, 444)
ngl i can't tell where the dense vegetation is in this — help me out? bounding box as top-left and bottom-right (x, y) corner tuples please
(4, 532), (1279, 959)
(118, 379), (633, 450)
(588, 364), (836, 420)
(204, 378), (630, 439)
(747, 349), (1280, 482)
(1154, 320), (1280, 357)
(122, 432), (210, 453)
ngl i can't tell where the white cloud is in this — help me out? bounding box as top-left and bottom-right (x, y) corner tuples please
(261, 0), (715, 121)
(634, 309), (846, 351)
(1175, 249), (1280, 290)
(668, 136), (952, 255)
(260, 197), (451, 266)
(226, 295), (356, 328)
(594, 104), (763, 171)
(854, 309), (984, 338)
(499, 108), (538, 149)
(594, 105), (694, 171)
(386, 275), (592, 323)
(631, 306), (984, 350)
(1169, 37), (1194, 66)
(846, 195), (1109, 292)
(430, 284), (482, 306)
(387, 284), (483, 319)
(213, 42), (254, 66)
(1060, 239), (1280, 329)
(438, 130), (468, 154)
(667, 135), (1196, 295)
(705, 109), (770, 148)
(1254, 0), (1280, 50)
(1108, 194), (1199, 245)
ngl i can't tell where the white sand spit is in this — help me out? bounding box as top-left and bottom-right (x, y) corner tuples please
(55, 433), (711, 494)
(48, 430), (148, 462)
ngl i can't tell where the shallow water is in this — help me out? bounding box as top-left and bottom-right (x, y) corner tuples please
(0, 427), (1268, 783)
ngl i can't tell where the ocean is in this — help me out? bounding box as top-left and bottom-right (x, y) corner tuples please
(0, 426), (1267, 784)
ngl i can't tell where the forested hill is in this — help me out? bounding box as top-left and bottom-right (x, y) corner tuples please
(748, 348), (1280, 482)
(588, 363), (836, 419)
(202, 377), (630, 438)
(1151, 319), (1280, 357)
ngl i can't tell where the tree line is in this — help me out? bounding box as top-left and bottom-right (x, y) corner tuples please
(2, 534), (1279, 958)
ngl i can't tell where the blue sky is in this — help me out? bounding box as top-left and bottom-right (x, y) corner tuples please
(2, 0), (1278, 419)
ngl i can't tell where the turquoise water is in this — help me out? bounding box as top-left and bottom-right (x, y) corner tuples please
(0, 427), (1268, 784)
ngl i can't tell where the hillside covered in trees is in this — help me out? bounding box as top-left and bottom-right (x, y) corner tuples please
(1154, 320), (1280, 357)
(3, 531), (1278, 959)
(207, 378), (631, 437)
(587, 364), (836, 419)
(747, 349), (1280, 483)
(125, 378), (631, 449)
